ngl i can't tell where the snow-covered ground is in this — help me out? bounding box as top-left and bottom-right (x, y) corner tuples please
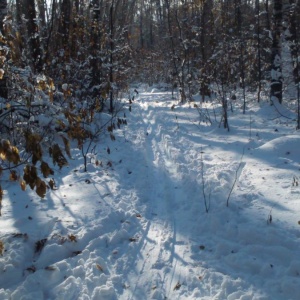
(1, 85), (300, 300)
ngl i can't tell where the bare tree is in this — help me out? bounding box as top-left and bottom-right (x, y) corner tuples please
(90, 0), (101, 94)
(109, 0), (114, 113)
(0, 0), (7, 99)
(37, 0), (47, 49)
(256, 0), (262, 102)
(58, 0), (72, 47)
(24, 0), (43, 72)
(270, 0), (283, 103)
(288, 0), (300, 127)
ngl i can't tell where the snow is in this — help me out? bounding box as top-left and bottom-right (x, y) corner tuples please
(1, 85), (300, 299)
(62, 83), (69, 91)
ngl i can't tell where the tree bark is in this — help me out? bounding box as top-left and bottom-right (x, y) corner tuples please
(288, 0), (300, 85)
(270, 0), (283, 104)
(58, 0), (72, 51)
(24, 0), (43, 72)
(0, 0), (7, 99)
(109, 1), (114, 113)
(90, 0), (101, 99)
(256, 0), (262, 102)
(37, 0), (47, 46)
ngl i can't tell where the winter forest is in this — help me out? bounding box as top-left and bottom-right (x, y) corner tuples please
(0, 0), (299, 189)
(1, 0), (300, 299)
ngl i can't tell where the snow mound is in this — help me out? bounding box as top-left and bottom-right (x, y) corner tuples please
(257, 135), (300, 157)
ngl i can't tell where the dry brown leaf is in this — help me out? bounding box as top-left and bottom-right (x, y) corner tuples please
(52, 144), (68, 169)
(0, 140), (13, 162)
(173, 282), (181, 291)
(45, 266), (57, 271)
(10, 146), (20, 164)
(12, 233), (28, 240)
(9, 170), (18, 181)
(36, 179), (47, 198)
(1, 139), (10, 151)
(23, 164), (38, 190)
(32, 144), (42, 165)
(48, 179), (56, 190)
(35, 239), (47, 253)
(20, 180), (26, 191)
(68, 234), (77, 242)
(61, 136), (71, 158)
(41, 161), (54, 178)
(129, 237), (138, 242)
(0, 151), (6, 160)
(26, 265), (36, 273)
(96, 264), (104, 272)
(0, 240), (3, 255)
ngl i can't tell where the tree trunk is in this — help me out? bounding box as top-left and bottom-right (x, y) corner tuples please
(264, 0), (271, 31)
(0, 0), (7, 99)
(109, 2), (114, 113)
(256, 0), (262, 102)
(37, 0), (47, 48)
(288, 0), (300, 85)
(24, 0), (43, 72)
(270, 0), (283, 103)
(139, 0), (144, 48)
(0, 0), (6, 39)
(288, 1), (300, 127)
(165, 0), (186, 103)
(44, 0), (56, 65)
(90, 0), (101, 100)
(200, 0), (213, 61)
(58, 0), (72, 52)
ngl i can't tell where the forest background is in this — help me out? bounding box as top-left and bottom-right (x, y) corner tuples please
(0, 0), (299, 197)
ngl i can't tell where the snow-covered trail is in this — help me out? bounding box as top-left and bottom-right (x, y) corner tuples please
(121, 90), (199, 300)
(110, 88), (253, 299)
(111, 87), (300, 300)
(1, 85), (300, 300)
(111, 89), (190, 299)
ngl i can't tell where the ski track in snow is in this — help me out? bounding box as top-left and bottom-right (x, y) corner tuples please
(123, 91), (191, 300)
(1, 85), (300, 299)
